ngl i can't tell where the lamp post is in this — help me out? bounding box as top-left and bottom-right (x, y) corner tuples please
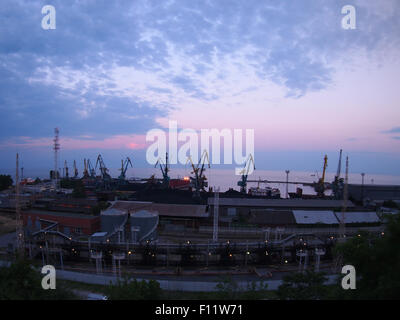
(285, 170), (290, 199)
(361, 173), (365, 202)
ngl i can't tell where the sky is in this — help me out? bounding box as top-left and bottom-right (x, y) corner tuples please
(0, 0), (400, 177)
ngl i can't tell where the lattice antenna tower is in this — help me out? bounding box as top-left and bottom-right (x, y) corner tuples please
(16, 153), (24, 255)
(53, 128), (60, 189)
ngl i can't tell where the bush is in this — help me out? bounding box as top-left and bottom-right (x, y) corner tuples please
(215, 276), (268, 300)
(105, 276), (162, 300)
(0, 259), (76, 300)
(276, 270), (328, 300)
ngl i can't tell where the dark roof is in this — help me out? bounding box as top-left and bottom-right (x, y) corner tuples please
(107, 201), (209, 218)
(209, 198), (354, 208)
(22, 209), (98, 220)
(248, 210), (296, 225)
(151, 203), (208, 218)
(348, 184), (400, 201)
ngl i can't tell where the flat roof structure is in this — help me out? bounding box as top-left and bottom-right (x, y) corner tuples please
(105, 201), (209, 218)
(248, 209), (296, 225)
(292, 210), (338, 225)
(209, 198), (354, 209)
(334, 211), (380, 224)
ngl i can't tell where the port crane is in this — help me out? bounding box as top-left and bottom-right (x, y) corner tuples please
(83, 158), (96, 178)
(64, 160), (69, 178)
(118, 157), (133, 180)
(155, 153), (170, 188)
(332, 149), (345, 199)
(237, 154), (255, 194)
(73, 160), (78, 179)
(95, 155), (111, 180)
(187, 150), (210, 197)
(88, 159), (96, 177)
(314, 155), (328, 197)
(83, 159), (89, 178)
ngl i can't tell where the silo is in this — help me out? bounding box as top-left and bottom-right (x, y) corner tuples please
(101, 207), (128, 236)
(130, 210), (159, 243)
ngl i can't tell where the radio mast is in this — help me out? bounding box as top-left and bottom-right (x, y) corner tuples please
(53, 128), (60, 189)
(16, 153), (24, 256)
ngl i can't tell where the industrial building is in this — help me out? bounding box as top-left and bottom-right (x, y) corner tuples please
(208, 198), (355, 221)
(244, 209), (380, 229)
(104, 201), (209, 230)
(347, 184), (400, 202)
(22, 209), (101, 236)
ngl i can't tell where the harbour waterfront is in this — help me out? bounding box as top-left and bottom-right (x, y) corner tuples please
(2, 167), (400, 194)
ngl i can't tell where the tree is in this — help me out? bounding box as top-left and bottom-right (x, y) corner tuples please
(0, 174), (13, 191)
(332, 214), (400, 299)
(105, 276), (162, 300)
(0, 259), (76, 300)
(276, 270), (328, 300)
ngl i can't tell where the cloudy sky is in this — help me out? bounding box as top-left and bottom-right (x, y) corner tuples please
(1, 0), (400, 176)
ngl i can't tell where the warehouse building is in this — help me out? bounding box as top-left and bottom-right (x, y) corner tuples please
(208, 198), (355, 220)
(100, 201), (209, 232)
(244, 209), (380, 229)
(22, 209), (101, 236)
(348, 184), (400, 202)
(292, 210), (339, 226)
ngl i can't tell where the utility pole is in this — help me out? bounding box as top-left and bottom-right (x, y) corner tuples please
(213, 187), (220, 242)
(285, 170), (290, 199)
(339, 156), (349, 240)
(361, 173), (365, 203)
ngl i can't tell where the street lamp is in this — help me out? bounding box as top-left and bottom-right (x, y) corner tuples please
(361, 173), (365, 202)
(285, 170), (290, 199)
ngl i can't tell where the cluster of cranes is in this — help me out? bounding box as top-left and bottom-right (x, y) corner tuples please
(61, 155), (132, 182)
(238, 149), (347, 199)
(58, 149), (347, 199)
(58, 151), (214, 196)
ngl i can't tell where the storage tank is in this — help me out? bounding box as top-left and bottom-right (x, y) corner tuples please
(101, 207), (128, 236)
(130, 210), (159, 243)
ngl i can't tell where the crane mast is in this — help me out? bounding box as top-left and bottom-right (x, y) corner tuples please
(87, 159), (96, 177)
(335, 149), (342, 180)
(73, 160), (78, 178)
(83, 159), (89, 178)
(237, 154), (255, 194)
(119, 157), (133, 180)
(187, 150), (210, 197)
(64, 160), (69, 178)
(155, 153), (170, 187)
(315, 154), (328, 197)
(332, 149), (345, 199)
(95, 155), (110, 180)
(321, 155), (328, 184)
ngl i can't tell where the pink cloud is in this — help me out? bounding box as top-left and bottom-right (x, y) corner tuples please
(0, 135), (148, 150)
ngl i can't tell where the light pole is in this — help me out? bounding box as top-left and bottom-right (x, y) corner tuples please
(285, 170), (290, 199)
(361, 173), (365, 202)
